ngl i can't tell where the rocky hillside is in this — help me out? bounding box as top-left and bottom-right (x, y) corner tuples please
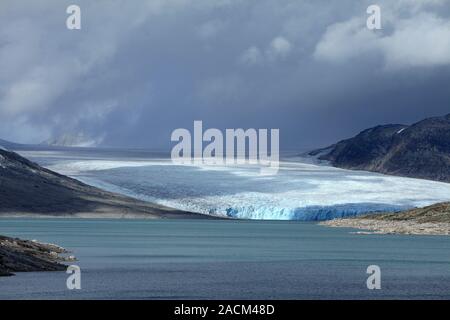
(363, 202), (450, 224)
(311, 114), (450, 182)
(0, 148), (203, 218)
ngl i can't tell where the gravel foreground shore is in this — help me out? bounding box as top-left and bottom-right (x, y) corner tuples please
(321, 219), (450, 235)
(320, 202), (450, 236)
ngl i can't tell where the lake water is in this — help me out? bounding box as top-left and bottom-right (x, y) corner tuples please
(1, 218), (450, 299)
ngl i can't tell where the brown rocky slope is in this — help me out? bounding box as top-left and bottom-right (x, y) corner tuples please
(0, 148), (205, 218)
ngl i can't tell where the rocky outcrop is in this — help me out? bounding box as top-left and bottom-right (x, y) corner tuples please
(311, 114), (450, 182)
(0, 235), (72, 276)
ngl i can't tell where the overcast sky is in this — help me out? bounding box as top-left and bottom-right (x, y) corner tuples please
(1, 0), (450, 150)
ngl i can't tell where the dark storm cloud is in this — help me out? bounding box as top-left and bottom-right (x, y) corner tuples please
(0, 0), (449, 150)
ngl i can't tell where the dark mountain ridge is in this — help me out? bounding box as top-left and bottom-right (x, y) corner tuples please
(310, 114), (450, 182)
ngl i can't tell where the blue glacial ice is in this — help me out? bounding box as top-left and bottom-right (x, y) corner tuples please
(47, 158), (450, 221)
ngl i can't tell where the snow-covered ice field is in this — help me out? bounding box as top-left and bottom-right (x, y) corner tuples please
(29, 150), (450, 221)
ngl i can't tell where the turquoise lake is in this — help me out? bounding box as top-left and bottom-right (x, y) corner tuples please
(1, 218), (449, 299)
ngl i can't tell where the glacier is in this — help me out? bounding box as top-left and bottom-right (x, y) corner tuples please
(41, 154), (450, 221)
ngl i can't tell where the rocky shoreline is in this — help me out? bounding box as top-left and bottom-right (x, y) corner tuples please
(320, 202), (450, 235)
(0, 235), (74, 277)
(321, 218), (450, 235)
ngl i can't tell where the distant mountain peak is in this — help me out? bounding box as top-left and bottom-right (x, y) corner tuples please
(0, 138), (21, 150)
(41, 133), (103, 148)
